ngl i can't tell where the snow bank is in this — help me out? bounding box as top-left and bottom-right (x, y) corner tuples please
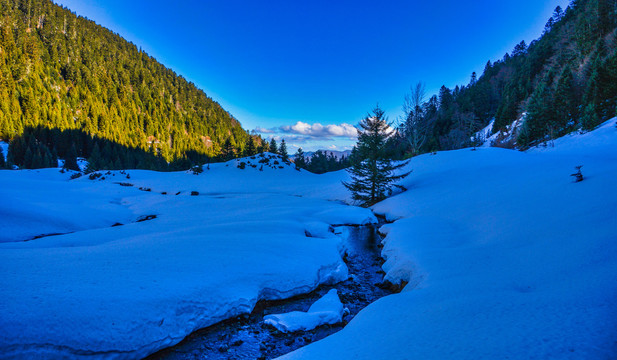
(279, 119), (617, 359)
(264, 289), (346, 332)
(0, 169), (135, 242)
(471, 118), (494, 147)
(0, 155), (374, 359)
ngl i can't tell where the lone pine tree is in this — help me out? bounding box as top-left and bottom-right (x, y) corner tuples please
(343, 106), (410, 207)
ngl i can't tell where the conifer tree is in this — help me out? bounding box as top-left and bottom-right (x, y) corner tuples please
(24, 146), (33, 169)
(343, 106), (410, 207)
(221, 138), (235, 161)
(63, 144), (79, 171)
(523, 78), (555, 144)
(553, 66), (576, 133)
(294, 147), (306, 169)
(581, 103), (601, 131)
(0, 147), (6, 169)
(269, 138), (278, 154)
(244, 136), (256, 157)
(279, 139), (288, 162)
(86, 142), (102, 173)
(258, 140), (269, 154)
(51, 147), (58, 168)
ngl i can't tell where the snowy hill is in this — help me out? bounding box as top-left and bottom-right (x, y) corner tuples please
(280, 119), (617, 359)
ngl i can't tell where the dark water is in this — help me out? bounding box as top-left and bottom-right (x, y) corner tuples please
(145, 225), (392, 360)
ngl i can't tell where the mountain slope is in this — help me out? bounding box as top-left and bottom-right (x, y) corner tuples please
(407, 0), (617, 152)
(0, 0), (251, 162)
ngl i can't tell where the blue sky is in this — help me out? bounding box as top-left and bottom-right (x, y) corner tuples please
(54, 0), (568, 151)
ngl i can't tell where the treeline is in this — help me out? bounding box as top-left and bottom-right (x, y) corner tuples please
(293, 148), (351, 174)
(0, 0), (260, 166)
(4, 126), (200, 171)
(1, 125), (272, 171)
(393, 0), (617, 156)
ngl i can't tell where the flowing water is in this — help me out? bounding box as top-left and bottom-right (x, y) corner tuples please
(146, 224), (392, 360)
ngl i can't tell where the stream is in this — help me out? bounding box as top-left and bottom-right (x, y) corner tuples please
(145, 224), (393, 360)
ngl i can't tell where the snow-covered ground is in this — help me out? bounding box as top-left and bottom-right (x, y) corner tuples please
(472, 118), (494, 147)
(280, 119), (617, 359)
(476, 113), (526, 147)
(2, 119), (616, 359)
(0, 154), (375, 359)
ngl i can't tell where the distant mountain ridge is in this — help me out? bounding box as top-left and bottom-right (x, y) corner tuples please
(292, 149), (352, 160)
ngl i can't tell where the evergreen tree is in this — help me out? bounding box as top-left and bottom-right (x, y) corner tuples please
(221, 138), (235, 161)
(86, 142), (102, 173)
(512, 40), (528, 57)
(0, 147), (6, 169)
(258, 140), (269, 154)
(309, 150), (328, 173)
(553, 66), (576, 133)
(581, 103), (601, 130)
(522, 79), (554, 145)
(24, 146), (33, 169)
(294, 147), (306, 169)
(279, 139), (288, 162)
(243, 136), (256, 156)
(343, 106), (410, 207)
(63, 143), (79, 171)
(470, 72), (477, 86)
(51, 147), (59, 168)
(269, 138), (278, 154)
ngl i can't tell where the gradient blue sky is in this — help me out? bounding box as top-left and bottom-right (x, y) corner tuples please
(54, 0), (568, 151)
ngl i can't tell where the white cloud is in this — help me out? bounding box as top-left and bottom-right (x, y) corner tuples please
(280, 122), (358, 139)
(254, 126), (275, 134)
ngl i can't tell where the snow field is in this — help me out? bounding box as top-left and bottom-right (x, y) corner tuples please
(0, 155), (375, 359)
(279, 119), (617, 359)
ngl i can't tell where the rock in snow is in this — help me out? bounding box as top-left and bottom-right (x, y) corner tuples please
(264, 289), (347, 333)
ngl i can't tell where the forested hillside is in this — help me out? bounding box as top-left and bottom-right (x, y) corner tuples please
(0, 0), (258, 169)
(396, 0), (617, 154)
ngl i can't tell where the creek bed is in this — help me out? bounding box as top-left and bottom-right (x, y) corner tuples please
(146, 224), (392, 360)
